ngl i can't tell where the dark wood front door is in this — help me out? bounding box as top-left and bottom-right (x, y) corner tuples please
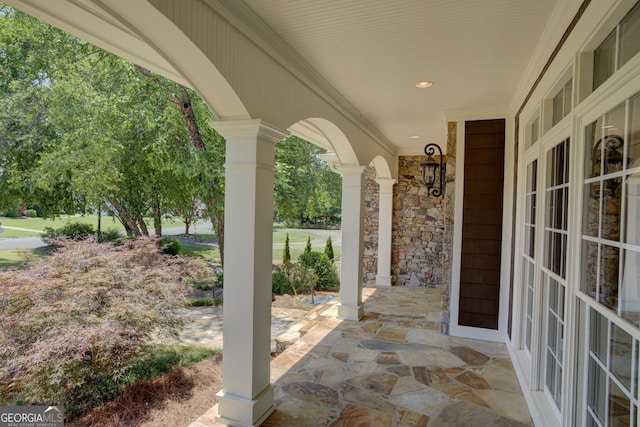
(459, 119), (505, 329)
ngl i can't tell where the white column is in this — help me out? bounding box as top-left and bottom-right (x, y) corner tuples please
(211, 119), (288, 427)
(336, 165), (366, 320)
(375, 178), (396, 286)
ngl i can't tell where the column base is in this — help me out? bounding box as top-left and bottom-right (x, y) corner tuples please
(216, 385), (274, 427)
(338, 303), (364, 321)
(375, 275), (392, 287)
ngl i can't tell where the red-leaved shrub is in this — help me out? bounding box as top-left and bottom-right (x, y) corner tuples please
(0, 238), (211, 417)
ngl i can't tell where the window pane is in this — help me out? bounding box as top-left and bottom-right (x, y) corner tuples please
(599, 244), (620, 311)
(594, 30), (616, 90)
(590, 309), (608, 363)
(620, 249), (640, 328)
(620, 1), (640, 67)
(603, 104), (626, 175)
(610, 323), (634, 390)
(553, 90), (564, 126)
(624, 172), (640, 246)
(630, 94), (640, 169)
(583, 240), (600, 297)
(602, 178), (622, 242)
(588, 356), (607, 423)
(608, 380), (631, 427)
(564, 79), (572, 116)
(584, 182), (601, 237)
(586, 119), (603, 178)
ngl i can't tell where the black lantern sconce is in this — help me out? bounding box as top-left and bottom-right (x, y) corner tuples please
(592, 135), (624, 175)
(420, 143), (446, 198)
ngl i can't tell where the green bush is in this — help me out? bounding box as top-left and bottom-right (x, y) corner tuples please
(160, 236), (182, 255)
(187, 297), (221, 307)
(272, 262), (314, 295)
(299, 251), (340, 290)
(23, 209), (37, 218)
(97, 228), (121, 243)
(42, 221), (95, 241)
(3, 206), (19, 218)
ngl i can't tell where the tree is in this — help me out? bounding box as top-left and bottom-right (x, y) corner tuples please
(304, 236), (312, 255)
(274, 135), (342, 227)
(283, 233), (291, 265)
(324, 236), (335, 262)
(0, 7), (226, 255)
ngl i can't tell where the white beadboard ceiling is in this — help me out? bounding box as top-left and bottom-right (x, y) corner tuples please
(243, 0), (559, 153)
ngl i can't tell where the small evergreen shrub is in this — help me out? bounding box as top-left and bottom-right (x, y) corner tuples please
(187, 297), (220, 307)
(303, 236), (312, 255)
(160, 236), (182, 255)
(324, 236), (335, 262)
(283, 233), (291, 265)
(23, 209), (37, 218)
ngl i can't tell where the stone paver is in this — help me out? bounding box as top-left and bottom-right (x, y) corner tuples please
(190, 286), (532, 427)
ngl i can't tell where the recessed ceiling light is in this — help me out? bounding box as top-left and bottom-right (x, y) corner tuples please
(410, 135), (421, 139)
(416, 81), (433, 89)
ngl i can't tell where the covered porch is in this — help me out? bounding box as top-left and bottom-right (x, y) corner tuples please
(191, 286), (531, 427)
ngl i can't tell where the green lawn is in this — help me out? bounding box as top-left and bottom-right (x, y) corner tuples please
(272, 229), (314, 243)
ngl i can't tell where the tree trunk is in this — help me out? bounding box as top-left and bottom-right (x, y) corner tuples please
(135, 214), (149, 237)
(152, 199), (162, 236)
(110, 198), (140, 237)
(184, 218), (191, 235)
(212, 209), (224, 267)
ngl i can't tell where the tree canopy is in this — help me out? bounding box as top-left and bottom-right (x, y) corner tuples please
(0, 4), (342, 252)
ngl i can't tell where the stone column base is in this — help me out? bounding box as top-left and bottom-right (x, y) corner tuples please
(338, 303), (364, 321)
(216, 385), (274, 427)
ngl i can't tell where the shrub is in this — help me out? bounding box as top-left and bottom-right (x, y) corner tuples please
(42, 221), (95, 241)
(0, 239), (198, 419)
(299, 251), (340, 290)
(272, 262), (314, 295)
(303, 236), (312, 255)
(282, 233), (291, 265)
(3, 205), (18, 217)
(160, 236), (182, 255)
(97, 228), (121, 243)
(187, 297), (222, 307)
(324, 236), (335, 262)
(23, 209), (37, 218)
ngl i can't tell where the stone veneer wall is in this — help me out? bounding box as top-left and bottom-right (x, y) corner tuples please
(391, 156), (445, 288)
(361, 123), (456, 333)
(441, 122), (457, 334)
(362, 166), (379, 285)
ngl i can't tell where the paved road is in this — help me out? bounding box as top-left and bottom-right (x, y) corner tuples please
(0, 225), (341, 251)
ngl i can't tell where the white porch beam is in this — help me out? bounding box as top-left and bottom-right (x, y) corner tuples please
(375, 178), (396, 286)
(211, 119), (288, 427)
(335, 165), (366, 320)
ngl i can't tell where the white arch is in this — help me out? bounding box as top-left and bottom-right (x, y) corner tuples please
(370, 155), (393, 179)
(288, 118), (359, 165)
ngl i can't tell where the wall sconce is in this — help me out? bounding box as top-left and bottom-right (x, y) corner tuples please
(420, 143), (446, 198)
(592, 135), (624, 175)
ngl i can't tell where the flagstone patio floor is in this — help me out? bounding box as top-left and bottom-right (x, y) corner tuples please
(191, 286), (532, 427)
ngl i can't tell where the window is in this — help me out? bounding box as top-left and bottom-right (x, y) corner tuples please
(552, 80), (573, 127)
(527, 116), (540, 150)
(543, 138), (570, 411)
(580, 90), (640, 426)
(581, 92), (640, 326)
(593, 2), (640, 90)
(585, 309), (638, 427)
(522, 160), (538, 354)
